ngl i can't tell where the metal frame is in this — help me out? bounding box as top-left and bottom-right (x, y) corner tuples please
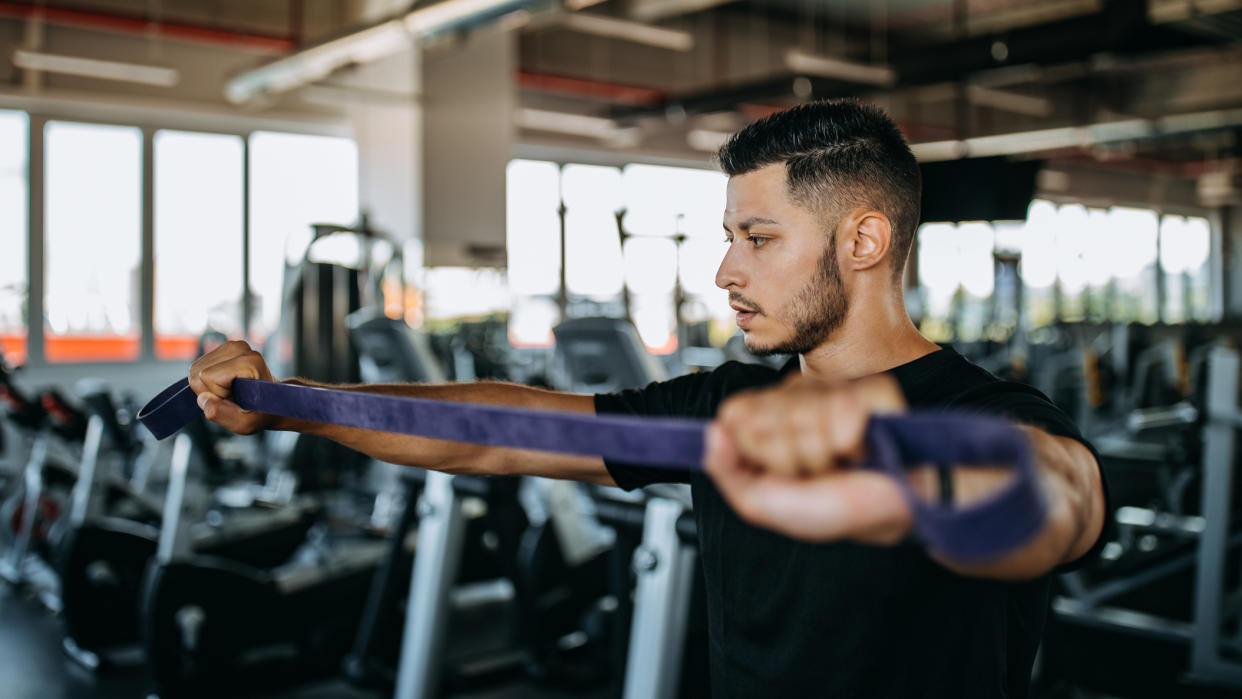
(1187, 345), (1242, 686)
(1053, 344), (1242, 689)
(622, 495), (697, 699)
(4, 98), (351, 372)
(394, 469), (466, 699)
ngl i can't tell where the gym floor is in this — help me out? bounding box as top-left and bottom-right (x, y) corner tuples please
(0, 583), (614, 699)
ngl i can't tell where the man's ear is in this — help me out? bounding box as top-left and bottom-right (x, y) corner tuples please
(839, 209), (892, 272)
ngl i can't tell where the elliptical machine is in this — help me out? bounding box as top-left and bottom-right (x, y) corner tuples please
(56, 382), (319, 671)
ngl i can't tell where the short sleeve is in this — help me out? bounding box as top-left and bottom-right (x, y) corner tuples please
(593, 371), (719, 490)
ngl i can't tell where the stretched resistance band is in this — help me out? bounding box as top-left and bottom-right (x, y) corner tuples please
(139, 377), (1046, 561)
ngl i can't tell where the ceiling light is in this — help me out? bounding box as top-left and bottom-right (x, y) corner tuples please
(516, 108), (622, 139)
(12, 49), (179, 87)
(785, 49), (897, 87)
(966, 85), (1052, 118)
(686, 128), (729, 152)
(559, 13), (694, 51)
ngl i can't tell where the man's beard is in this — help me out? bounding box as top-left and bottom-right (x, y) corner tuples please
(742, 238), (849, 356)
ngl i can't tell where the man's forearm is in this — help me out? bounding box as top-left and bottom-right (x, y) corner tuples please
(268, 379), (610, 482)
(928, 429), (1105, 580)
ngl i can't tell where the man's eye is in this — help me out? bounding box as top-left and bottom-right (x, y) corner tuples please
(749, 236), (768, 248)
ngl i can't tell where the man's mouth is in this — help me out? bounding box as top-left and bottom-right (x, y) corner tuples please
(730, 303), (758, 327)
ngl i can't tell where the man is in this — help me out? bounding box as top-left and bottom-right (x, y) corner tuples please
(192, 99), (1105, 697)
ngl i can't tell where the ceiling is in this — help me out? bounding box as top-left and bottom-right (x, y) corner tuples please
(1, 0), (1240, 184)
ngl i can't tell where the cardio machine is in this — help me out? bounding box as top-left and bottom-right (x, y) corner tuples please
(56, 383), (319, 670)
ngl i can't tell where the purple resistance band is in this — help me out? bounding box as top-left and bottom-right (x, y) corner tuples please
(139, 377), (1046, 561)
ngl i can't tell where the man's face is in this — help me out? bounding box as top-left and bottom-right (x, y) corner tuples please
(717, 164), (849, 356)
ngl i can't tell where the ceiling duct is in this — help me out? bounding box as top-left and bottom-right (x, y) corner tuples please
(909, 107), (1242, 162)
(557, 13), (694, 51)
(225, 0), (547, 104)
(785, 49), (898, 87)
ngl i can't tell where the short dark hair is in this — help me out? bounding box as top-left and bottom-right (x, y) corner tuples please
(716, 99), (921, 280)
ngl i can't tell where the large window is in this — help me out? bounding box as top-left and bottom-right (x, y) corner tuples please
(44, 121), (142, 363)
(504, 159), (728, 352)
(621, 164), (727, 351)
(916, 199), (1211, 341)
(154, 130), (245, 360)
(1160, 214), (1212, 323)
(0, 111), (27, 366)
(248, 131), (358, 344)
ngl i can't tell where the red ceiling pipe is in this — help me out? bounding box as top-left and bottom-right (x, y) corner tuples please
(517, 70), (668, 107)
(0, 0), (295, 54)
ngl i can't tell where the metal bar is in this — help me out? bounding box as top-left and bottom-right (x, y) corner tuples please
(241, 136), (252, 342)
(623, 497), (696, 699)
(140, 127), (155, 361)
(1052, 597), (1194, 645)
(394, 470), (466, 699)
(67, 415), (103, 526)
(0, 430), (47, 582)
(25, 115), (45, 366)
(155, 433), (193, 563)
(1189, 346), (1242, 685)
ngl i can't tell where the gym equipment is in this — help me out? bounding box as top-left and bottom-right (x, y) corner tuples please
(138, 430), (392, 697)
(387, 316), (620, 696)
(1052, 344), (1242, 689)
(140, 308), (437, 697)
(548, 317), (706, 699)
(56, 385), (318, 670)
(0, 380), (88, 610)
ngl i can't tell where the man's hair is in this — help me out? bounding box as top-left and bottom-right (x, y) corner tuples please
(716, 99), (921, 281)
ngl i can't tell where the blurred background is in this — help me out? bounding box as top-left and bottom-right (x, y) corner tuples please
(0, 0), (1240, 697)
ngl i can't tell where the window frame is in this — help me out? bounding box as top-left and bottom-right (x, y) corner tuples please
(4, 98), (351, 369)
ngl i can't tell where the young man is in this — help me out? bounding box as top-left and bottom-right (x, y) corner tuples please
(192, 99), (1105, 697)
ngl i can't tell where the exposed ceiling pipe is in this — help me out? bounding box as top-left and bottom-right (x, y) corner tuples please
(909, 106), (1242, 162)
(516, 70), (667, 106)
(628, 0), (739, 23)
(785, 49), (897, 88)
(225, 0), (548, 105)
(557, 12), (694, 51)
(0, 1), (296, 53)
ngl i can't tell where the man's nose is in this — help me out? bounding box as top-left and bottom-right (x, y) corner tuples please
(715, 244), (745, 290)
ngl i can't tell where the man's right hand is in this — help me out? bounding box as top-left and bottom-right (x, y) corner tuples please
(189, 340), (279, 435)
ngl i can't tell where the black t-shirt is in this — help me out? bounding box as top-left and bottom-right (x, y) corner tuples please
(594, 347), (1104, 699)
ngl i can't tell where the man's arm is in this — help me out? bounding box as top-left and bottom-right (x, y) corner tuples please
(703, 373), (1106, 581)
(191, 341), (615, 486)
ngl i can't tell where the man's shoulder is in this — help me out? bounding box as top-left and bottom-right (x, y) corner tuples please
(596, 359), (784, 419)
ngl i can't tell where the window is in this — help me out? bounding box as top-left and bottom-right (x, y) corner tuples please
(248, 131), (358, 344)
(622, 164), (728, 349)
(0, 111), (27, 366)
(1103, 207), (1159, 324)
(916, 222), (994, 342)
(44, 121), (142, 362)
(563, 164), (624, 300)
(504, 160), (730, 352)
(154, 130), (244, 360)
(506, 159), (561, 298)
(916, 199), (1208, 335)
(1160, 215), (1211, 323)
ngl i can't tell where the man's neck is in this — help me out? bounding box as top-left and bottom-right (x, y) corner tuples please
(797, 298), (939, 382)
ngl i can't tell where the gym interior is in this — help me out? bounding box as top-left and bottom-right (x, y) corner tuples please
(1, 0), (1241, 697)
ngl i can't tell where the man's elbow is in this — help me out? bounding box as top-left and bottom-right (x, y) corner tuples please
(1060, 442), (1107, 566)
